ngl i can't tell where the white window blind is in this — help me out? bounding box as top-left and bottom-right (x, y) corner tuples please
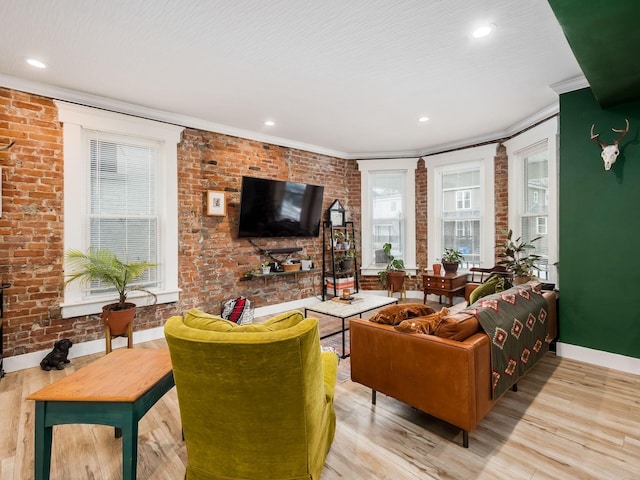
(86, 130), (158, 294)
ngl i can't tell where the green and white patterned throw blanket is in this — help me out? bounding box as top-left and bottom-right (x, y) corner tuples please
(463, 284), (551, 399)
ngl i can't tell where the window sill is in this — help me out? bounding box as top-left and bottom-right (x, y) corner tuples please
(61, 289), (180, 319)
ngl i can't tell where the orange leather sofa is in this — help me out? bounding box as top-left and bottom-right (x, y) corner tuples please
(350, 285), (557, 447)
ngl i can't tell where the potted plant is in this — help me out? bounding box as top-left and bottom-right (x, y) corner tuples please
(64, 248), (157, 346)
(377, 243), (406, 291)
(441, 248), (465, 274)
(340, 250), (355, 271)
(497, 229), (542, 285)
(300, 255), (313, 271)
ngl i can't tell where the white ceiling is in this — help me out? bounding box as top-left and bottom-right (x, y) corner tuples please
(0, 0), (584, 159)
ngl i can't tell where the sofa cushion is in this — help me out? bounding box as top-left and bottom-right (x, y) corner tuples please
(433, 312), (481, 341)
(369, 303), (436, 325)
(393, 307), (450, 334)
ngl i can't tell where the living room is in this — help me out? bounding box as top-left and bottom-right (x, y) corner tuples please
(1, 1), (640, 479)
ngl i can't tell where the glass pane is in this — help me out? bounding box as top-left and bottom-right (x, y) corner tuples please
(86, 131), (159, 296)
(441, 167), (481, 266)
(524, 151), (548, 215)
(522, 150), (549, 279)
(371, 171), (405, 264)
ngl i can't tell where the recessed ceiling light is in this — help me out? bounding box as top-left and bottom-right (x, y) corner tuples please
(26, 58), (46, 69)
(472, 24), (495, 39)
(418, 116), (429, 123)
(264, 120), (275, 126)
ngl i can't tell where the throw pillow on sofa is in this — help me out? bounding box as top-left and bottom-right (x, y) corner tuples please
(468, 273), (512, 305)
(432, 312), (481, 341)
(393, 307), (450, 334)
(369, 303), (436, 325)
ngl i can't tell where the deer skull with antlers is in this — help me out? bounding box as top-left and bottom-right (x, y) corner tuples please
(590, 119), (629, 171)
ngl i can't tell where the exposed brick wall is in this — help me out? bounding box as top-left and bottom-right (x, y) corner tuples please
(0, 86), (512, 360)
(494, 143), (509, 263)
(0, 87), (358, 358)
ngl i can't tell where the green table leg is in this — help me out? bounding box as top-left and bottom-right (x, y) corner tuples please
(120, 413), (138, 480)
(34, 401), (53, 480)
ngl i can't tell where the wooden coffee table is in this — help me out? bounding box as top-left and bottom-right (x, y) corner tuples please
(27, 348), (174, 480)
(305, 293), (399, 357)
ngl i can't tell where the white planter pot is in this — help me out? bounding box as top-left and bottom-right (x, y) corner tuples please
(261, 266), (271, 274)
(300, 260), (313, 270)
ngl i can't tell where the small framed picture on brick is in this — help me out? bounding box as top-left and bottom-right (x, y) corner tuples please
(206, 190), (226, 216)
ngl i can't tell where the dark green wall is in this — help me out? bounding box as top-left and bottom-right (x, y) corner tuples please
(559, 88), (640, 358)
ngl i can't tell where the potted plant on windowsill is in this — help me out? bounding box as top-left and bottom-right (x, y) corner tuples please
(441, 248), (464, 274)
(377, 243), (406, 291)
(64, 248), (157, 349)
(497, 229), (542, 285)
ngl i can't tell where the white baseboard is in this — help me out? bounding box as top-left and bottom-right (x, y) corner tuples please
(2, 296), (356, 373)
(11, 296), (636, 378)
(556, 342), (640, 376)
(3, 326), (166, 374)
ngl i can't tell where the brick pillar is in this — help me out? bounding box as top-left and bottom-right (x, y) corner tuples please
(494, 143), (509, 264)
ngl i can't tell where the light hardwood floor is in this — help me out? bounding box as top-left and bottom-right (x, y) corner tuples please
(2, 339), (640, 479)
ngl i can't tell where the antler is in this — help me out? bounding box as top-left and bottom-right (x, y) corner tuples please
(612, 118), (629, 145)
(0, 140), (15, 152)
(590, 125), (606, 148)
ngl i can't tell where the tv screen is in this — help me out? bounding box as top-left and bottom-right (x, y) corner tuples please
(237, 176), (325, 238)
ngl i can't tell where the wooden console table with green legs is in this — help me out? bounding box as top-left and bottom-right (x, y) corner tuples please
(27, 348), (174, 480)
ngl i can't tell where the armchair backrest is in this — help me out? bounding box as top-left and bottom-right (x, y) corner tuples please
(164, 311), (332, 479)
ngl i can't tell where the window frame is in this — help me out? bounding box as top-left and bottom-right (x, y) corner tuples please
(426, 144), (496, 269)
(357, 158), (418, 277)
(505, 117), (559, 284)
(57, 101), (183, 318)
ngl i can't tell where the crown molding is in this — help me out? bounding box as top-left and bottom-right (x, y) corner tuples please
(0, 73), (349, 159)
(550, 75), (589, 95)
(1, 73), (567, 161)
(349, 103), (560, 160)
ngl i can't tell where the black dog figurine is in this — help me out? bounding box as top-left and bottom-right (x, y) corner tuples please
(40, 339), (73, 371)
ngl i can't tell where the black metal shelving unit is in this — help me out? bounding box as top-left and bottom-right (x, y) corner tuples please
(322, 221), (359, 300)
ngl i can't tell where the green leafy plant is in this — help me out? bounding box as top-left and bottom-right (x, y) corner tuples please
(64, 248), (157, 310)
(377, 242), (405, 284)
(497, 229), (542, 277)
(441, 248), (465, 265)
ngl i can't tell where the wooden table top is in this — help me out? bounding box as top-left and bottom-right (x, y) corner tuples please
(27, 348), (172, 403)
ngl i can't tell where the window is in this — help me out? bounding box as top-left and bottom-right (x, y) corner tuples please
(357, 159), (417, 277)
(456, 190), (471, 210)
(427, 145), (495, 270)
(506, 118), (558, 283)
(57, 102), (183, 318)
(537, 216), (547, 235)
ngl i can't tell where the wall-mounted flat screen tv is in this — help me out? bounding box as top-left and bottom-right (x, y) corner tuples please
(237, 176), (325, 237)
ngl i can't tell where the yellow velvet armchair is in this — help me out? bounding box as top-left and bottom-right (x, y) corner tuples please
(164, 309), (339, 480)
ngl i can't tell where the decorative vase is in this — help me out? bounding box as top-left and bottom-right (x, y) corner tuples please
(433, 263), (442, 275)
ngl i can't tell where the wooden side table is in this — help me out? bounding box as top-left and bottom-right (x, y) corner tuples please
(423, 272), (467, 306)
